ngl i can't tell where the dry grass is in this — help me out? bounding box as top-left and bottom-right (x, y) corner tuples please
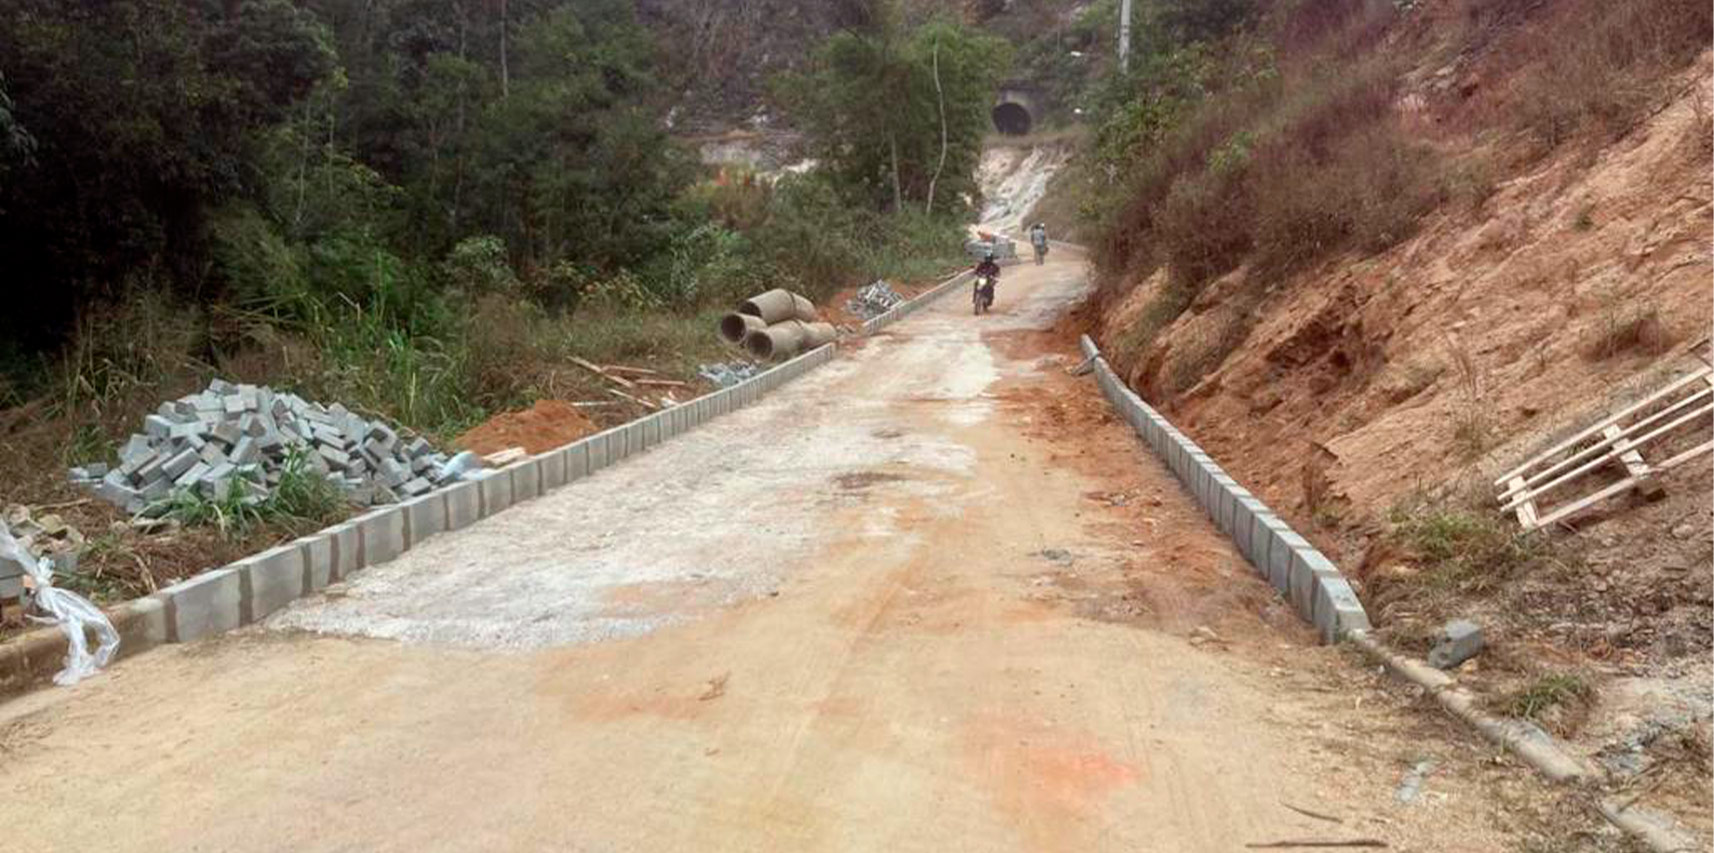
(1098, 6), (1444, 296)
(1443, 334), (1493, 460)
(1502, 0), (1712, 148)
(1584, 304), (1674, 360)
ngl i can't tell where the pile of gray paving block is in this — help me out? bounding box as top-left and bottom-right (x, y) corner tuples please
(68, 379), (464, 515)
(846, 280), (906, 320)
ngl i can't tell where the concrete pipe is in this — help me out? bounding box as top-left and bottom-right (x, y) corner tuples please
(744, 321), (807, 361)
(719, 312), (767, 343)
(740, 289), (817, 324)
(798, 322), (836, 349)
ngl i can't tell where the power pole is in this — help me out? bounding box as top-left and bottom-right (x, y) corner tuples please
(1118, 0), (1133, 73)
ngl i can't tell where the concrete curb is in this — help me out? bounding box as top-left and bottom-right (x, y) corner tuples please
(1076, 334), (1371, 643)
(1078, 334), (1695, 848)
(861, 269), (975, 334)
(1348, 632), (1698, 853)
(0, 270), (966, 697)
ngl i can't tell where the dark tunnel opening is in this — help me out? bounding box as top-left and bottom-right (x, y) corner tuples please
(991, 101), (1032, 136)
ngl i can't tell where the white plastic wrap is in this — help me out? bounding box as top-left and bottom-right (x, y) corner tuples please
(0, 526), (119, 685)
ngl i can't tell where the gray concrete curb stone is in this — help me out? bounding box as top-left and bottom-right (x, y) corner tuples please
(1077, 334), (1371, 643)
(479, 470), (514, 516)
(162, 567), (241, 643)
(237, 543), (307, 624)
(356, 507), (405, 566)
(300, 534), (335, 592)
(403, 492), (447, 547)
(442, 481), (480, 532)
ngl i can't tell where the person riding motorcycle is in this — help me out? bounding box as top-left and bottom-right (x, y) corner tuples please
(972, 252), (1000, 314)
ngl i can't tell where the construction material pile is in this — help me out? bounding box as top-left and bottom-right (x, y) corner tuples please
(698, 362), (760, 387)
(965, 232), (1017, 259)
(846, 280), (905, 320)
(0, 506), (86, 601)
(717, 288), (836, 362)
(68, 379), (465, 515)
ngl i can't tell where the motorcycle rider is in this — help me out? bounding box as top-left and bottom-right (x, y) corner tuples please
(1029, 222), (1049, 265)
(974, 251), (1001, 281)
(972, 251), (1000, 313)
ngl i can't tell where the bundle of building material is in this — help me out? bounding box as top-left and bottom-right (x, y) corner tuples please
(965, 233), (1017, 259)
(717, 288), (835, 362)
(68, 379), (467, 515)
(0, 507), (84, 603)
(846, 280), (905, 320)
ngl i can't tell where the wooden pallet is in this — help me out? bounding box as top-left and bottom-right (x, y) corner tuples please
(1495, 362), (1714, 531)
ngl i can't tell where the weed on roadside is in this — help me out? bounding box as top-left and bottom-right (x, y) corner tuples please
(1494, 671), (1595, 737)
(157, 449), (345, 539)
(1381, 497), (1566, 598)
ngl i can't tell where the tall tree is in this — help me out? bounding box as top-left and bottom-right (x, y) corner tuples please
(780, 14), (1009, 214)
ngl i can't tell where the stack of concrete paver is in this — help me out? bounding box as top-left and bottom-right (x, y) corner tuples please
(697, 362), (761, 388)
(69, 380), (464, 515)
(846, 280), (905, 320)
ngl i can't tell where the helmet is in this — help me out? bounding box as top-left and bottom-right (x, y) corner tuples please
(983, 252), (996, 262)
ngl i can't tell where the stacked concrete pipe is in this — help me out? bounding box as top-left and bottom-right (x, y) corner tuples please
(745, 320), (836, 360)
(717, 288), (832, 361)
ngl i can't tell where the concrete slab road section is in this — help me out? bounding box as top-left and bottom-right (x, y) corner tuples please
(0, 251), (1526, 852)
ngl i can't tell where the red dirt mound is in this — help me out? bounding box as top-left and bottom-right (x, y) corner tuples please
(456, 400), (597, 456)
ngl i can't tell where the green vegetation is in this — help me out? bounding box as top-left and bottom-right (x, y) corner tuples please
(0, 0), (997, 464)
(1502, 672), (1592, 721)
(157, 449), (345, 538)
(1384, 502), (1560, 596)
(780, 10), (1010, 215)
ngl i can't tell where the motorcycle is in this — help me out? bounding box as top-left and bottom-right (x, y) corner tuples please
(972, 274), (996, 315)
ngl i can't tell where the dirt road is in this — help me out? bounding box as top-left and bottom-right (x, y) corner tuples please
(1, 256), (1535, 851)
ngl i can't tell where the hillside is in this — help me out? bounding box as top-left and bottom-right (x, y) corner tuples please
(1068, 0), (1712, 832)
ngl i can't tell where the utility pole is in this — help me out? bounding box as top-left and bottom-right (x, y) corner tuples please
(1118, 0), (1133, 73)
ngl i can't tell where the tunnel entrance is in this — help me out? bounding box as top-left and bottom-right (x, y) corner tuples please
(991, 102), (1032, 136)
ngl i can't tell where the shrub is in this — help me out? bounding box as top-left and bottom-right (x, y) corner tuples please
(1584, 305), (1673, 360)
(1509, 0), (1712, 147)
(442, 236), (520, 296)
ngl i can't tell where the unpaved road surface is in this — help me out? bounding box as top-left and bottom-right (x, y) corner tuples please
(2, 256), (1545, 851)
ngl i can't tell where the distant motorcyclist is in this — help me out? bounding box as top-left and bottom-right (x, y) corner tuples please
(972, 251), (1000, 315)
(1029, 222), (1049, 265)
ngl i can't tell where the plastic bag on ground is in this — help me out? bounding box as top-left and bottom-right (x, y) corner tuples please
(0, 526), (119, 686)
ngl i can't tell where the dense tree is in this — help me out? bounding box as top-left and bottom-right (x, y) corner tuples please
(780, 11), (1008, 214)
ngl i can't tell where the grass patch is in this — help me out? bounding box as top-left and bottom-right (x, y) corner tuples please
(1494, 671), (1596, 736)
(1165, 303), (1254, 394)
(156, 448), (346, 539)
(1450, 410), (1494, 461)
(1502, 672), (1592, 721)
(1383, 501), (1560, 596)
